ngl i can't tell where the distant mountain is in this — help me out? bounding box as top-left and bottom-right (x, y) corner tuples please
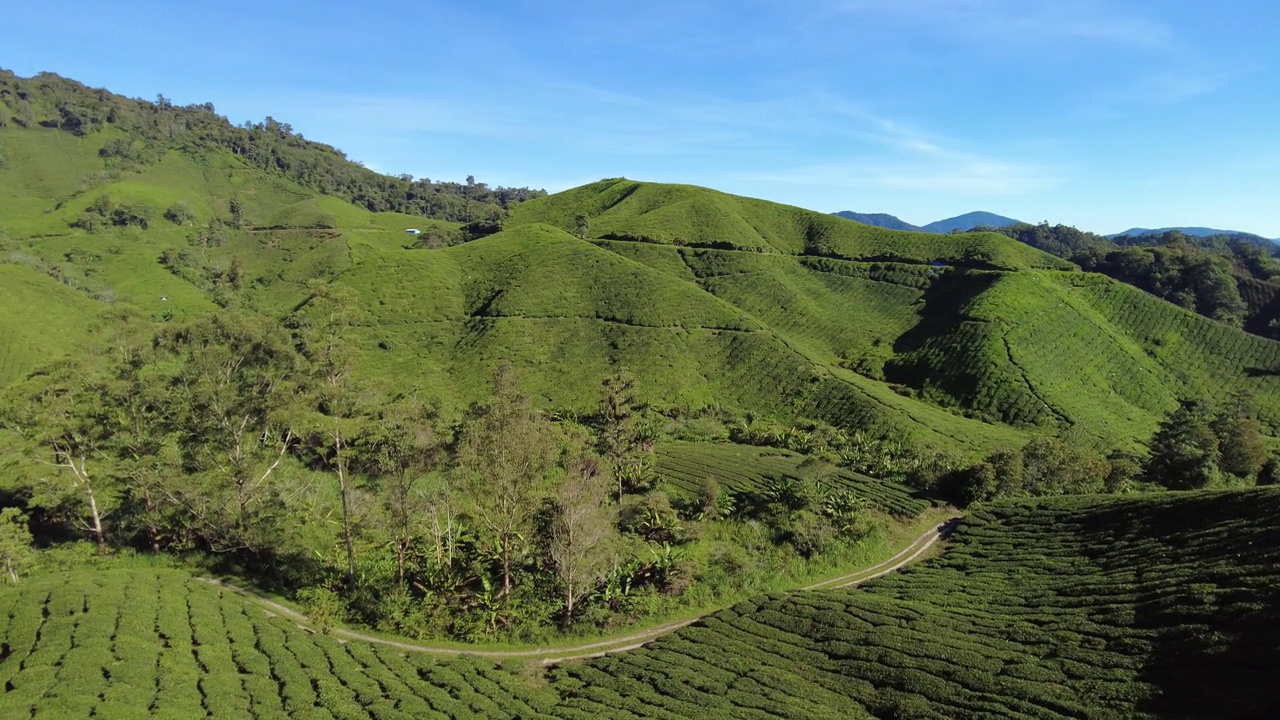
(921, 211), (1023, 234)
(1108, 226), (1277, 244)
(832, 211), (921, 232)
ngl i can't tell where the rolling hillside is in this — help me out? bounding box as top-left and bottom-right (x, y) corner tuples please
(3, 80), (1280, 459)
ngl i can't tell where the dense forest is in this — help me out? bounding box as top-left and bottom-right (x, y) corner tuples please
(0, 70), (545, 222)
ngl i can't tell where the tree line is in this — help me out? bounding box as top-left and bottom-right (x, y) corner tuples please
(0, 70), (545, 223)
(945, 395), (1275, 506)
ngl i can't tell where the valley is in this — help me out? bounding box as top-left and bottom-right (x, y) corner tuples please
(1, 70), (1278, 718)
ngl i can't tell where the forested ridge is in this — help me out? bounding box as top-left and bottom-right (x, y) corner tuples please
(0, 69), (545, 222)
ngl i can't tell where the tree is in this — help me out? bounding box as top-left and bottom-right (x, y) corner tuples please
(164, 201), (196, 226)
(988, 448), (1027, 497)
(93, 306), (177, 553)
(1021, 433), (1107, 496)
(1145, 400), (1221, 490)
(158, 312), (300, 555)
(0, 509), (33, 584)
(597, 368), (649, 504)
(1212, 401), (1267, 481)
(290, 284), (365, 589)
(949, 462), (996, 506)
(549, 453), (617, 624)
(359, 396), (442, 586)
(21, 362), (116, 551)
(455, 362), (555, 595)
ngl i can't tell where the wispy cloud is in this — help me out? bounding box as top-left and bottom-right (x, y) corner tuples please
(737, 155), (1054, 196)
(253, 79), (1057, 201)
(822, 0), (1171, 47)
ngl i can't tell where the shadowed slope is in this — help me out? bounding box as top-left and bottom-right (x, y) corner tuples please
(550, 488), (1280, 719)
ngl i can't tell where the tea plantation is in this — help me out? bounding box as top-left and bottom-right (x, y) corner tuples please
(549, 488), (1280, 718)
(4, 488), (1277, 718)
(655, 441), (930, 518)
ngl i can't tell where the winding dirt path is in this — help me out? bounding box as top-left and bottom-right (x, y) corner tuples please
(199, 515), (960, 666)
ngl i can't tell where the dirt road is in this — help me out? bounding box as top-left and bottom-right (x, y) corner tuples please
(200, 516), (961, 665)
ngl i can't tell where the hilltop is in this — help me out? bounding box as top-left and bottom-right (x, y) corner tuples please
(831, 211), (920, 231)
(920, 210), (1023, 234)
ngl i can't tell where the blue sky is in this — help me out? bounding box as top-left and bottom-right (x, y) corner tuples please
(5, 1), (1279, 235)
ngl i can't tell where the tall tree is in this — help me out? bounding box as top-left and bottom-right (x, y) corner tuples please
(549, 453), (617, 624)
(94, 308), (175, 553)
(1211, 398), (1268, 482)
(597, 368), (649, 504)
(20, 362), (115, 551)
(359, 396), (442, 586)
(290, 283), (366, 589)
(455, 362), (556, 595)
(1146, 399), (1221, 490)
(159, 312), (300, 555)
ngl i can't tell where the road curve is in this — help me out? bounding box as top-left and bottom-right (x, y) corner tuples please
(199, 515), (961, 666)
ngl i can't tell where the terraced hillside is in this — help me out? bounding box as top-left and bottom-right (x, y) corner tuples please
(550, 488), (1280, 718)
(5, 95), (1280, 456)
(655, 441), (930, 518)
(0, 568), (559, 719)
(3, 490), (1276, 718)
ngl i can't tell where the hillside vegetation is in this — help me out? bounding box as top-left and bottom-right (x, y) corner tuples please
(550, 488), (1280, 718)
(3, 489), (1277, 718)
(4, 78), (1280, 457)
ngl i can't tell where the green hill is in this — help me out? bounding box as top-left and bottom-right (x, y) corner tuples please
(508, 178), (1071, 271)
(5, 109), (1280, 457)
(4, 72), (1280, 461)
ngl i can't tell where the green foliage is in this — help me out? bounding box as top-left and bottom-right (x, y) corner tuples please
(0, 70), (545, 222)
(550, 488), (1280, 718)
(1145, 398), (1270, 489)
(162, 200), (196, 226)
(0, 508), (33, 583)
(1079, 243), (1247, 326)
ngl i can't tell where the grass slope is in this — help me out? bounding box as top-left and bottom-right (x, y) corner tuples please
(5, 124), (1280, 456)
(508, 179), (1071, 271)
(0, 265), (99, 385)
